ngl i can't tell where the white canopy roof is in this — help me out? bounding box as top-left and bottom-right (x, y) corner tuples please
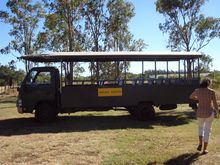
(21, 51), (202, 62)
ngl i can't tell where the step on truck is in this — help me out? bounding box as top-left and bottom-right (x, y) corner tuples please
(16, 51), (202, 121)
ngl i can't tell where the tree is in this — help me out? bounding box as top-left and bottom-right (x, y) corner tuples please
(83, 0), (106, 51)
(156, 0), (220, 73)
(0, 64), (25, 86)
(82, 0), (106, 81)
(81, 0), (147, 81)
(0, 0), (44, 72)
(106, 0), (135, 51)
(41, 0), (86, 51)
(105, 0), (147, 79)
(41, 0), (86, 82)
(200, 53), (213, 72)
(8, 60), (16, 71)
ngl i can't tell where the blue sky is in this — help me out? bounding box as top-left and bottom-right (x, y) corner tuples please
(0, 0), (220, 71)
(129, 0), (220, 71)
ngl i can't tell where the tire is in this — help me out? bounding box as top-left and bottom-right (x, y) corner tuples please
(35, 103), (57, 122)
(135, 102), (155, 121)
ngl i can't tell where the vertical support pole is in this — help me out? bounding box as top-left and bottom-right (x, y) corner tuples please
(60, 61), (63, 92)
(166, 61), (169, 79)
(154, 60), (157, 79)
(25, 60), (28, 73)
(184, 60), (186, 79)
(90, 62), (93, 84)
(64, 62), (67, 85)
(124, 60), (127, 84)
(116, 61), (120, 78)
(198, 58), (200, 79)
(96, 62), (99, 82)
(70, 62), (73, 85)
(142, 61), (144, 77)
(192, 59), (195, 78)
(178, 60), (180, 79)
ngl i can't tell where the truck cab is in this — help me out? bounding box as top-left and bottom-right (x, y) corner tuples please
(17, 67), (60, 120)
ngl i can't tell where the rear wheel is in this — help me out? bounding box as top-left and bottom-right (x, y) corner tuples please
(135, 102), (155, 121)
(35, 103), (57, 122)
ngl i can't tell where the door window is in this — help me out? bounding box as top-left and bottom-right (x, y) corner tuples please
(26, 71), (52, 85)
(34, 71), (51, 85)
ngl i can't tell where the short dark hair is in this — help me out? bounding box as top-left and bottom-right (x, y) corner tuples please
(200, 78), (211, 88)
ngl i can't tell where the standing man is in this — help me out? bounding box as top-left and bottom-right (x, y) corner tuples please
(190, 78), (219, 154)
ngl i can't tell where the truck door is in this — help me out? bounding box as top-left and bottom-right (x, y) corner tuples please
(20, 67), (58, 112)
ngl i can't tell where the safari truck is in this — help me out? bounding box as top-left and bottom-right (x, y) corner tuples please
(17, 52), (202, 121)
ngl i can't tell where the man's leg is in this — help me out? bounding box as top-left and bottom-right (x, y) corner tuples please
(197, 118), (205, 151)
(203, 113), (214, 154)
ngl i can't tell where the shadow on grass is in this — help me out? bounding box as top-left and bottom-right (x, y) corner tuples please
(164, 152), (201, 165)
(0, 110), (196, 136)
(155, 110), (196, 126)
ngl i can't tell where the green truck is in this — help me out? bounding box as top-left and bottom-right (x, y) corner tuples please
(17, 52), (202, 121)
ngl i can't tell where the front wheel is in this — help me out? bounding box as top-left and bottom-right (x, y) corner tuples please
(35, 103), (57, 122)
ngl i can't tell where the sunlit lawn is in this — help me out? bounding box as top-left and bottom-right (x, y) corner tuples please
(0, 95), (220, 165)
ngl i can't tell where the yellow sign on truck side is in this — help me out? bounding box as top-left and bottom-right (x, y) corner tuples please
(98, 88), (122, 97)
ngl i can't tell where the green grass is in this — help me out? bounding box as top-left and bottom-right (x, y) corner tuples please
(0, 95), (220, 165)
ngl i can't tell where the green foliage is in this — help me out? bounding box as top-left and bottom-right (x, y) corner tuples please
(0, 0), (44, 72)
(41, 0), (85, 52)
(156, 0), (220, 52)
(0, 63), (25, 86)
(80, 0), (146, 80)
(200, 53), (213, 72)
(1, 0), (147, 78)
(106, 0), (138, 51)
(196, 16), (220, 40)
(83, 0), (106, 51)
(0, 0), (44, 54)
(156, 0), (220, 72)
(40, 0), (87, 82)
